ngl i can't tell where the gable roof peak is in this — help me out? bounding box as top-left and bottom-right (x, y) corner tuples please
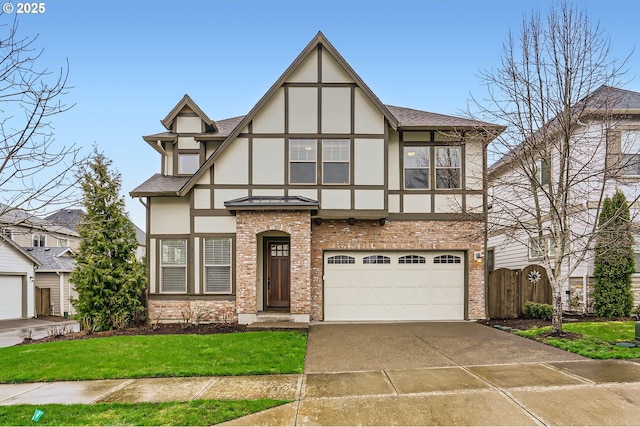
(161, 94), (217, 133)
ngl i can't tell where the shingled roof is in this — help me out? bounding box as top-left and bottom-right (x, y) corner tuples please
(386, 105), (499, 129)
(130, 174), (190, 197)
(24, 247), (75, 272)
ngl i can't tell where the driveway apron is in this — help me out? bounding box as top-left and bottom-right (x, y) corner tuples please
(304, 321), (584, 373)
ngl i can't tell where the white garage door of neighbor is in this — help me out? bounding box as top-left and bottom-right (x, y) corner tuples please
(0, 275), (23, 320)
(324, 251), (465, 321)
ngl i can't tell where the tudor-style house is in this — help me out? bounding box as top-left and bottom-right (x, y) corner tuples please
(488, 86), (640, 309)
(131, 32), (503, 324)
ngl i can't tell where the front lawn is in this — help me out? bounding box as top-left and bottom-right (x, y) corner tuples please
(515, 321), (640, 359)
(0, 331), (307, 383)
(0, 399), (287, 426)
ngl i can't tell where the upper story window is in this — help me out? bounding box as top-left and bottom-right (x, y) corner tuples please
(204, 238), (232, 294)
(322, 139), (350, 184)
(178, 153), (200, 175)
(289, 139), (317, 184)
(160, 239), (187, 293)
(32, 234), (45, 247)
(404, 146), (430, 189)
(621, 130), (640, 177)
(529, 236), (555, 259)
(535, 158), (550, 186)
(57, 238), (69, 247)
(435, 147), (461, 189)
(2, 229), (12, 240)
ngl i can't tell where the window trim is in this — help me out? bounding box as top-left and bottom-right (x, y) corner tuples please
(160, 238), (188, 293)
(322, 139), (350, 185)
(620, 130), (640, 177)
(435, 146), (462, 189)
(403, 145), (430, 190)
(177, 152), (201, 175)
(203, 237), (232, 295)
(289, 139), (317, 185)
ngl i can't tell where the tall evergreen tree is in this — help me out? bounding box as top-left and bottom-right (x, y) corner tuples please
(71, 151), (146, 330)
(592, 190), (635, 317)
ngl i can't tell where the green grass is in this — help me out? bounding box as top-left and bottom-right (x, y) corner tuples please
(0, 332), (307, 383)
(515, 321), (640, 359)
(0, 399), (288, 426)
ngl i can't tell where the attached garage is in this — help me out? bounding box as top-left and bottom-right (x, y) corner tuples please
(323, 251), (466, 321)
(0, 275), (24, 320)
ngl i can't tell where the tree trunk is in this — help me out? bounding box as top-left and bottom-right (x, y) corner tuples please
(552, 291), (563, 333)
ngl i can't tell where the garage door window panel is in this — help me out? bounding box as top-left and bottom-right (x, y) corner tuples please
(399, 255), (426, 264)
(363, 255), (391, 264)
(434, 254), (461, 264)
(327, 255), (355, 264)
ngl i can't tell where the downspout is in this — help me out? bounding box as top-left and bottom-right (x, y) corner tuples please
(57, 271), (64, 316)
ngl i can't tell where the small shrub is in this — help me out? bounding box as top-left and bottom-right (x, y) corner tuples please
(19, 328), (33, 341)
(524, 301), (553, 320)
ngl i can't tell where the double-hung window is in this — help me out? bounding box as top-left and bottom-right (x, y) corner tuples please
(404, 146), (430, 189)
(32, 235), (45, 247)
(289, 139), (317, 184)
(322, 139), (350, 184)
(161, 239), (187, 292)
(204, 238), (232, 294)
(178, 153), (200, 175)
(435, 147), (461, 189)
(621, 130), (640, 177)
(529, 236), (555, 259)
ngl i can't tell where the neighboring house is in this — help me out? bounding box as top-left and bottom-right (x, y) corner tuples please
(0, 234), (41, 320)
(23, 247), (76, 317)
(488, 86), (640, 309)
(45, 208), (146, 261)
(0, 204), (80, 250)
(131, 32), (503, 324)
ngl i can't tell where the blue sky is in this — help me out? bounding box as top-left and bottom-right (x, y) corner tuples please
(6, 0), (639, 228)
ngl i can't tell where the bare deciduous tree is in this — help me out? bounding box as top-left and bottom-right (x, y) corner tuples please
(0, 17), (86, 225)
(471, 1), (637, 332)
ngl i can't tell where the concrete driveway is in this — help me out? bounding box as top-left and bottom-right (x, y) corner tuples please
(0, 318), (79, 348)
(304, 321), (584, 373)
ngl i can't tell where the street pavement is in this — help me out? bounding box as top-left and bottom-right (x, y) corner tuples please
(1, 321), (640, 425)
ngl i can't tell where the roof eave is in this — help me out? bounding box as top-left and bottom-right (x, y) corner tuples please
(161, 94), (218, 133)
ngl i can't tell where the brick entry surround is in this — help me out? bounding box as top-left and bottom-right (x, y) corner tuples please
(235, 210), (312, 324)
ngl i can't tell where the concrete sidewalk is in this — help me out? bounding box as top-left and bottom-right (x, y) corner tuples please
(2, 360), (640, 425)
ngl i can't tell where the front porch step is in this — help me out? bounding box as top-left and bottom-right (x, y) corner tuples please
(246, 312), (309, 331)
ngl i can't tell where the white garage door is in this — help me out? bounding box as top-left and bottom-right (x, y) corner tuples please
(0, 275), (23, 320)
(324, 251), (465, 321)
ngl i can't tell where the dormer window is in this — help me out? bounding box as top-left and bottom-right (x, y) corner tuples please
(33, 234), (46, 247)
(178, 153), (200, 175)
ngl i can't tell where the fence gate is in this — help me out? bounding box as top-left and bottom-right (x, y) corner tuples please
(488, 265), (552, 319)
(488, 268), (519, 319)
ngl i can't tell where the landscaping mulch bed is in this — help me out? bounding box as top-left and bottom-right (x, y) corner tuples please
(22, 322), (247, 346)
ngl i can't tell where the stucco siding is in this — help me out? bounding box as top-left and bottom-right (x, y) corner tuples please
(252, 138), (285, 185)
(434, 194), (463, 213)
(176, 116), (201, 133)
(321, 189), (351, 210)
(354, 190), (384, 210)
(388, 132), (400, 191)
(321, 48), (352, 83)
(214, 138), (249, 185)
(150, 197), (190, 235)
(214, 189), (249, 209)
(193, 216), (236, 234)
(465, 141), (483, 191)
(193, 188), (211, 209)
(287, 52), (317, 83)
(177, 136), (199, 150)
(354, 88), (384, 134)
(354, 139), (384, 185)
(321, 87), (351, 134)
(288, 88), (318, 133)
(252, 89), (285, 133)
(403, 194), (431, 213)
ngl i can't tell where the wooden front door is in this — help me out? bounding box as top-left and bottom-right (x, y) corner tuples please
(266, 240), (290, 308)
(36, 287), (51, 316)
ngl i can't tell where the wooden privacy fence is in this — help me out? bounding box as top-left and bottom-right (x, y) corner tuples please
(488, 265), (552, 318)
